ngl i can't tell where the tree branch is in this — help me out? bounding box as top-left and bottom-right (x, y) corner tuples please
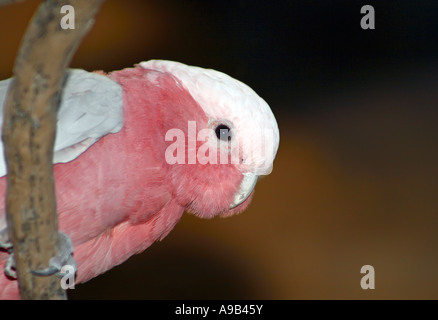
(2, 0), (105, 299)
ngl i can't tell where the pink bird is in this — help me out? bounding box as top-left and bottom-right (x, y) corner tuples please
(0, 60), (279, 299)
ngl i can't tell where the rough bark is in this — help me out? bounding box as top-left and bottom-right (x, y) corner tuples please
(2, 0), (105, 299)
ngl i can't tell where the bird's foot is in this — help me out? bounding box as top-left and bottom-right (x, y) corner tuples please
(32, 232), (76, 278)
(0, 227), (12, 251)
(0, 227), (16, 279)
(1, 229), (76, 279)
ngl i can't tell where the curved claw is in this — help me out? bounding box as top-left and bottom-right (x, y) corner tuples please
(4, 254), (17, 279)
(31, 265), (60, 277)
(0, 227), (12, 251)
(32, 262), (76, 278)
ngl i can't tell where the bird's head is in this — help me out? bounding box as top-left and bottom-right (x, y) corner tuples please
(140, 60), (280, 218)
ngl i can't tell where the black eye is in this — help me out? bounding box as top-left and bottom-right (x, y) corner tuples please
(215, 124), (232, 141)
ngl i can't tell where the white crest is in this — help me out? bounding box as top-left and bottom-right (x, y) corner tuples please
(140, 60), (280, 175)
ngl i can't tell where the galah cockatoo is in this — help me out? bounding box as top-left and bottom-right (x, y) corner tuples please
(0, 60), (279, 299)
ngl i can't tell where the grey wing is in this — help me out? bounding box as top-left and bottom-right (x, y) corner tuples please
(0, 69), (124, 177)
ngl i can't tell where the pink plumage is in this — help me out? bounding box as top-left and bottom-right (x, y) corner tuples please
(0, 61), (278, 299)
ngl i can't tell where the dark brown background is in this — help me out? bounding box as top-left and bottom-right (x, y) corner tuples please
(1, 0), (437, 299)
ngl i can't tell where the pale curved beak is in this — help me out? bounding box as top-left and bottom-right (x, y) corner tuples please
(230, 172), (258, 209)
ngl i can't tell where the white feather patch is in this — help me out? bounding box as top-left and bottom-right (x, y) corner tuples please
(0, 69), (123, 177)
